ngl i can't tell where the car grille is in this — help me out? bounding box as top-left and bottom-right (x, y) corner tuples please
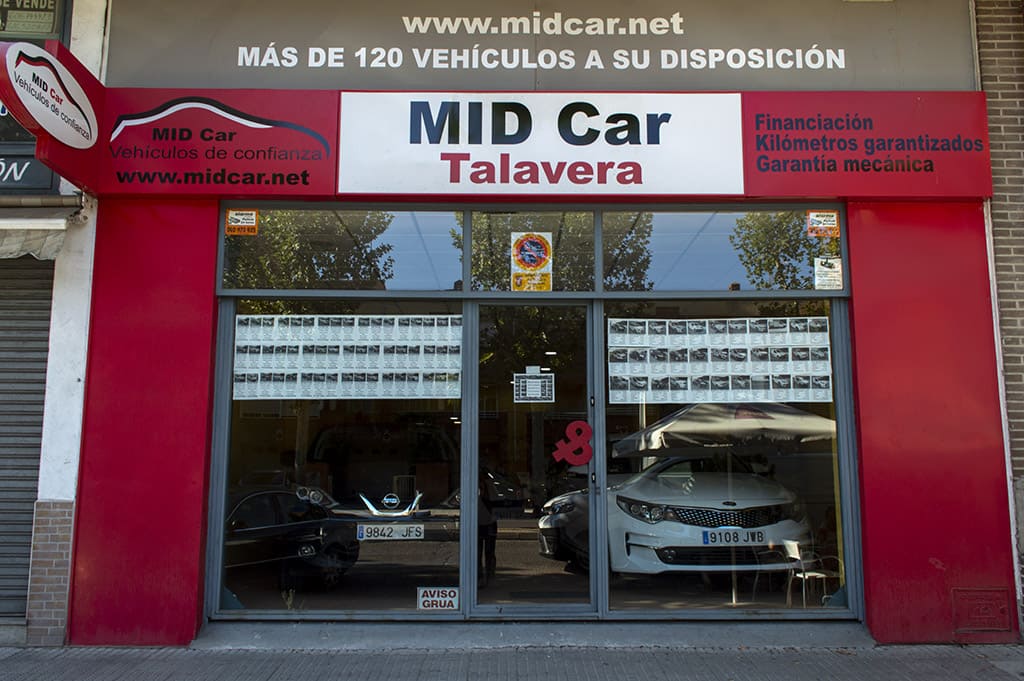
(669, 505), (787, 529)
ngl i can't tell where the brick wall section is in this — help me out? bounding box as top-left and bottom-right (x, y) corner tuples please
(25, 501), (74, 646)
(977, 1), (1024, 476)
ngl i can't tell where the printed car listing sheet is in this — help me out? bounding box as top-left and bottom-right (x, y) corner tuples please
(232, 314), (462, 400)
(607, 317), (832, 404)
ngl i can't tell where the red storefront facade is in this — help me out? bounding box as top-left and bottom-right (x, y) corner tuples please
(4, 0), (1020, 646)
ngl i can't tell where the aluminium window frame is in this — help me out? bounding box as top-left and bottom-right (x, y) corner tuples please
(205, 200), (863, 623)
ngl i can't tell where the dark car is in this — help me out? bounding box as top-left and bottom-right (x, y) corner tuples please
(440, 467), (525, 516)
(327, 488), (459, 543)
(223, 487), (360, 588)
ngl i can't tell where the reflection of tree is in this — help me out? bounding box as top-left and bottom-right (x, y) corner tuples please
(225, 209), (396, 313)
(460, 211), (653, 292)
(480, 306), (586, 378)
(465, 210), (654, 396)
(466, 212), (588, 291)
(463, 210), (653, 406)
(477, 304), (588, 505)
(728, 211), (840, 291)
(602, 212), (654, 292)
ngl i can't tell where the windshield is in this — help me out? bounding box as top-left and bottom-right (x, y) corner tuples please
(622, 452), (753, 487)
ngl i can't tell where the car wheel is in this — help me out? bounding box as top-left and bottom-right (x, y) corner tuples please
(319, 542), (359, 588)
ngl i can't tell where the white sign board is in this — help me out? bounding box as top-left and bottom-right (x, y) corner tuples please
(607, 316), (833, 404)
(514, 373), (555, 402)
(814, 257), (844, 290)
(417, 587), (459, 610)
(5, 42), (98, 149)
(232, 314), (462, 400)
(339, 92), (743, 195)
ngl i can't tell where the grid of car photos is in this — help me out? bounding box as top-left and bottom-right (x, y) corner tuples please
(607, 317), (833, 404)
(233, 314), (462, 400)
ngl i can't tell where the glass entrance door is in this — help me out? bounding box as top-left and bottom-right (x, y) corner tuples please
(475, 304), (594, 610)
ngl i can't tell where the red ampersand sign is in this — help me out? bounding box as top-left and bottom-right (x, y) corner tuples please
(551, 420), (593, 466)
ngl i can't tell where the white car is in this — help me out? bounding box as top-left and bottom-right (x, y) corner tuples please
(539, 452), (811, 574)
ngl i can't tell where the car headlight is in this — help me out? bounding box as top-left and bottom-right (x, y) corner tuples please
(543, 500), (575, 515)
(616, 496), (668, 524)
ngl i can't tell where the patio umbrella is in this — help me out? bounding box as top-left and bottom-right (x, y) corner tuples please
(611, 402), (836, 457)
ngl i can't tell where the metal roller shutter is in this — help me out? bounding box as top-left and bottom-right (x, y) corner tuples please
(0, 255), (54, 616)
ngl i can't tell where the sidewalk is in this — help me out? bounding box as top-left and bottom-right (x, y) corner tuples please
(1, 623), (1023, 681)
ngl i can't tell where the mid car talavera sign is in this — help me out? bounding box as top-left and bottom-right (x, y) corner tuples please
(337, 92), (744, 195)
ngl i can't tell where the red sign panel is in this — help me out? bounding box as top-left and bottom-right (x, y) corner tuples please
(742, 91), (992, 199)
(100, 89), (339, 196)
(0, 41), (105, 195)
(0, 42), (994, 200)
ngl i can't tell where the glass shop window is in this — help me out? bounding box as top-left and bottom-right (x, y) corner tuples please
(228, 494), (277, 530)
(222, 209), (463, 292)
(601, 299), (846, 611)
(470, 211), (594, 292)
(603, 210), (842, 292)
(221, 299), (462, 612)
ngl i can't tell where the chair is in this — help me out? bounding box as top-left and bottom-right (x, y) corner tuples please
(751, 547), (789, 601)
(783, 540), (841, 608)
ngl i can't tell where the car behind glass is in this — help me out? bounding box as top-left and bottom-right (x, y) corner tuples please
(539, 452), (810, 574)
(223, 488), (359, 589)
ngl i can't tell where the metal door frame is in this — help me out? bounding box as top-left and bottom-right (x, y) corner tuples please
(466, 300), (601, 619)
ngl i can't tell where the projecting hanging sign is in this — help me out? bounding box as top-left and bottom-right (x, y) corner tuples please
(0, 41), (105, 194)
(2, 42), (97, 149)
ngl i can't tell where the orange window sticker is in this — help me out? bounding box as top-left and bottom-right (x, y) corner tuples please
(806, 210), (840, 238)
(226, 209), (259, 236)
(511, 272), (552, 292)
